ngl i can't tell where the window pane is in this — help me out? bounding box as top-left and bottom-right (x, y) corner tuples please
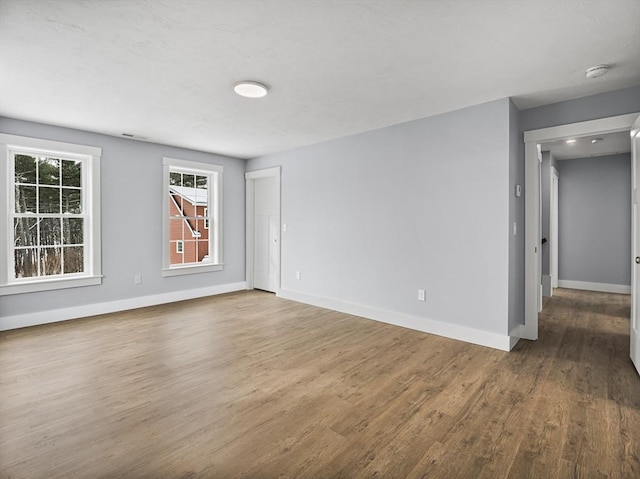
(194, 187), (207, 207)
(170, 172), (182, 186)
(15, 248), (38, 278)
(169, 192), (183, 215)
(63, 218), (83, 245)
(63, 246), (83, 274)
(196, 175), (207, 189)
(170, 218), (185, 241)
(15, 154), (37, 184)
(38, 158), (60, 185)
(40, 218), (62, 245)
(14, 217), (38, 247)
(62, 160), (82, 187)
(62, 188), (82, 214)
(170, 241), (183, 265)
(15, 185), (37, 213)
(196, 238), (209, 262)
(184, 240), (196, 263)
(39, 186), (60, 213)
(40, 247), (62, 275)
(182, 174), (195, 187)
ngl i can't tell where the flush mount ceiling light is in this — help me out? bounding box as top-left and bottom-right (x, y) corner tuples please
(591, 137), (604, 144)
(585, 64), (609, 79)
(566, 139), (577, 144)
(233, 81), (268, 98)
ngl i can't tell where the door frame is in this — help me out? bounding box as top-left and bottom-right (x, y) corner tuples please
(631, 116), (640, 376)
(245, 166), (281, 291)
(550, 167), (559, 291)
(522, 113), (639, 340)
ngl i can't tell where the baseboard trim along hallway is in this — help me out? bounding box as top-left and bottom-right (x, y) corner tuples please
(277, 289), (518, 351)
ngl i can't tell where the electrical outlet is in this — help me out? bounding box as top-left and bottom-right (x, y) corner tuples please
(418, 289), (426, 301)
(283, 223), (287, 232)
(295, 271), (301, 280)
(134, 274), (142, 285)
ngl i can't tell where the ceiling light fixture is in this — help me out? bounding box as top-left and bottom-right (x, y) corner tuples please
(585, 64), (609, 79)
(234, 81), (268, 98)
(566, 139), (576, 144)
(591, 138), (603, 144)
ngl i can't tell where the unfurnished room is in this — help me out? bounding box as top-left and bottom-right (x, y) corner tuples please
(0, 1), (639, 478)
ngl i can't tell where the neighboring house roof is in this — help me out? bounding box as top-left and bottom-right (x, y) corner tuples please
(169, 186), (208, 206)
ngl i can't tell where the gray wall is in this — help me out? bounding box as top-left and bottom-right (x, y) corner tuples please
(540, 151), (558, 277)
(248, 98), (514, 336)
(520, 86), (640, 132)
(508, 99), (525, 332)
(0, 117), (246, 318)
(557, 154), (631, 286)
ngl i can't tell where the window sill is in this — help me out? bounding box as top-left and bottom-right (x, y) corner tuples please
(0, 275), (103, 296)
(162, 263), (224, 277)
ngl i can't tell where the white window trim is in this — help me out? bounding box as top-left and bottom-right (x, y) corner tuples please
(162, 157), (223, 277)
(0, 133), (102, 296)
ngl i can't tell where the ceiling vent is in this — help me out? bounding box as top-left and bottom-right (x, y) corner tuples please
(121, 133), (148, 140)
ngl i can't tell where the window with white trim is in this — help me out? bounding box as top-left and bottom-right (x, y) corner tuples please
(163, 158), (223, 276)
(0, 134), (102, 295)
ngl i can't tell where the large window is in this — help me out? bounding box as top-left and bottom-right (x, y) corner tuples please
(162, 158), (223, 276)
(0, 134), (102, 295)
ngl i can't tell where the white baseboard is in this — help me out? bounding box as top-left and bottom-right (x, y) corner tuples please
(557, 280), (631, 294)
(277, 289), (516, 352)
(0, 282), (247, 331)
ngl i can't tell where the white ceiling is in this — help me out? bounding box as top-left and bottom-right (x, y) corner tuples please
(0, 0), (639, 159)
(541, 130), (631, 160)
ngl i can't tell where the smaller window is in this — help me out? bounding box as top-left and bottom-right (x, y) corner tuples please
(162, 157), (223, 277)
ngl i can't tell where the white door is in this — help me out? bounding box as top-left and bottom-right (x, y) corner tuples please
(631, 115), (640, 376)
(550, 169), (559, 290)
(253, 176), (280, 292)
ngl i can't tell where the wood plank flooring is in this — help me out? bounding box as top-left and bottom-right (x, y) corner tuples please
(0, 288), (638, 478)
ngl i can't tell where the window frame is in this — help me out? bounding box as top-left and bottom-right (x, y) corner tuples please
(0, 133), (102, 296)
(162, 157), (223, 276)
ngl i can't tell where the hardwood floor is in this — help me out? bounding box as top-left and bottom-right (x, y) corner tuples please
(0, 288), (638, 478)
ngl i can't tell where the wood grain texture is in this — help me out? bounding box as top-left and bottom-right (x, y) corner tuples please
(1, 288), (638, 478)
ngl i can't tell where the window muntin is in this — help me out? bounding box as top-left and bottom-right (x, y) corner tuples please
(1, 134), (102, 295)
(162, 158), (222, 276)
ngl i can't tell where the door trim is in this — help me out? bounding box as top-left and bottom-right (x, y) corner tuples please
(245, 167), (281, 291)
(522, 113), (639, 341)
(550, 167), (559, 291)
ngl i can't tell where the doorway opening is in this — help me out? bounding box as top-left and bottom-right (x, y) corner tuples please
(523, 113), (638, 338)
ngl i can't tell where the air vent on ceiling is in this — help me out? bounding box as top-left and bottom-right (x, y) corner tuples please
(121, 133), (149, 140)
